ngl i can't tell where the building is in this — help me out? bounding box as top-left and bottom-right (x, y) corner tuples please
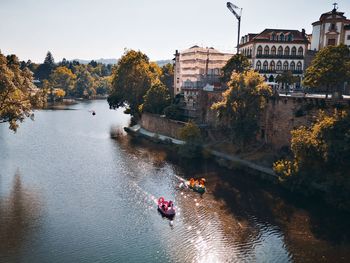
(311, 4), (350, 51)
(240, 29), (309, 90)
(173, 46), (233, 96)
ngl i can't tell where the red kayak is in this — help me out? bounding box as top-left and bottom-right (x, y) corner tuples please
(157, 197), (175, 218)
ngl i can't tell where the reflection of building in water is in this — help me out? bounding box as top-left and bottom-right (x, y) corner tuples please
(0, 172), (41, 258)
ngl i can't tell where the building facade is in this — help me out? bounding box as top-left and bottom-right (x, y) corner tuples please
(173, 46), (233, 96)
(311, 5), (350, 51)
(240, 29), (309, 90)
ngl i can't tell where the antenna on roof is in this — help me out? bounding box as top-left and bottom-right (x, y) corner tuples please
(332, 3), (338, 11)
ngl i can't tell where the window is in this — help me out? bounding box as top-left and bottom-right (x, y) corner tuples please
(277, 61), (282, 70)
(288, 34), (293, 41)
(298, 47), (303, 56)
(271, 46), (276, 56)
(291, 46), (297, 56)
(328, 39), (336, 46)
(290, 61), (295, 71)
(331, 23), (336, 30)
(270, 61), (275, 71)
(284, 46), (290, 56)
(271, 33), (276, 41)
(257, 46), (263, 56)
(279, 33), (285, 41)
(263, 61), (268, 71)
(256, 61), (261, 70)
(283, 61), (289, 71)
(296, 62), (302, 71)
(264, 46), (270, 55)
(278, 46), (283, 56)
(347, 35), (350, 40)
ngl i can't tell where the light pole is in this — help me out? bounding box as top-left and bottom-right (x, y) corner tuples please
(226, 2), (242, 54)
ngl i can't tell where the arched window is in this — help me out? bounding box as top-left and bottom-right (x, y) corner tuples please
(277, 61), (282, 71)
(271, 46), (276, 56)
(291, 46), (297, 56)
(250, 48), (253, 56)
(264, 45), (269, 55)
(283, 61), (289, 71)
(284, 46), (290, 56)
(288, 34), (293, 41)
(257, 46), (263, 56)
(271, 33), (276, 41)
(279, 33), (285, 41)
(278, 46), (283, 56)
(298, 47), (303, 56)
(296, 62), (302, 71)
(263, 61), (268, 71)
(256, 61), (261, 70)
(270, 61), (275, 71)
(290, 61), (296, 71)
(268, 75), (274, 82)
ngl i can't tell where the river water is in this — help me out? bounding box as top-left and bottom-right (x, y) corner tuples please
(0, 100), (349, 263)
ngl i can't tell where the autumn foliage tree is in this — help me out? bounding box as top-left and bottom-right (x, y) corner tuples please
(221, 54), (251, 83)
(0, 52), (46, 131)
(212, 70), (272, 148)
(140, 82), (171, 114)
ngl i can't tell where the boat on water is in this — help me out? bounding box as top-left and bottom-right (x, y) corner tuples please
(187, 178), (206, 194)
(157, 197), (175, 218)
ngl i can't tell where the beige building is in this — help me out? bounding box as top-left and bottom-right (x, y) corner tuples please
(173, 46), (233, 96)
(311, 5), (350, 51)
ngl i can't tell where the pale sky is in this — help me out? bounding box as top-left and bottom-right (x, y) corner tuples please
(1, 0), (349, 63)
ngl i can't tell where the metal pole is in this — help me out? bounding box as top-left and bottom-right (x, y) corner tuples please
(237, 17), (241, 54)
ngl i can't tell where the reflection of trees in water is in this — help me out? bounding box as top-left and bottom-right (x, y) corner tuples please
(0, 172), (42, 257)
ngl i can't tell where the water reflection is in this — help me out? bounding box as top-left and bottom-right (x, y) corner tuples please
(0, 171), (42, 258)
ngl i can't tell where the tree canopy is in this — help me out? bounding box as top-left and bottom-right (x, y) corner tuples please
(303, 44), (350, 96)
(108, 50), (158, 115)
(140, 82), (171, 114)
(273, 110), (350, 210)
(212, 70), (272, 147)
(0, 52), (45, 131)
(221, 54), (251, 83)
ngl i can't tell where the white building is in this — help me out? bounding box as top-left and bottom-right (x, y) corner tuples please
(311, 5), (350, 51)
(173, 46), (233, 96)
(240, 29), (309, 90)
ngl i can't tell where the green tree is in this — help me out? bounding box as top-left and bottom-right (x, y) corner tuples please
(164, 104), (182, 120)
(303, 44), (350, 97)
(276, 71), (298, 91)
(108, 50), (155, 115)
(160, 63), (174, 97)
(34, 51), (56, 81)
(178, 121), (202, 159)
(74, 68), (95, 98)
(140, 82), (171, 114)
(49, 66), (76, 98)
(212, 70), (272, 148)
(95, 76), (112, 95)
(221, 54), (251, 83)
(0, 52), (46, 131)
(274, 110), (350, 210)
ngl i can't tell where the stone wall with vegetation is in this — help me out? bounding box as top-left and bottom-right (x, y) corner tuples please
(140, 113), (186, 139)
(261, 96), (350, 150)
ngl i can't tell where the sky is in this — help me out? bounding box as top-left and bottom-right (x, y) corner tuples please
(1, 0), (350, 63)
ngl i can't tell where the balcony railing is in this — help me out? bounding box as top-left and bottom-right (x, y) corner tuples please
(258, 69), (303, 74)
(256, 54), (304, 59)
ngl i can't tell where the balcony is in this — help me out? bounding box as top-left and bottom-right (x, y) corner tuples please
(256, 54), (304, 59)
(258, 69), (303, 74)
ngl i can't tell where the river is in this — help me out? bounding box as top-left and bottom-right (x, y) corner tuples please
(0, 100), (349, 263)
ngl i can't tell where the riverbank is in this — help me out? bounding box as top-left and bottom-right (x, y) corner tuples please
(125, 124), (277, 180)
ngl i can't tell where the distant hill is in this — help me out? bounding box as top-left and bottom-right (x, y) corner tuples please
(154, 60), (172, 67)
(71, 58), (172, 66)
(72, 58), (118, 65)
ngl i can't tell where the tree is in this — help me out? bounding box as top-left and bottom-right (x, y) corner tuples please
(276, 71), (298, 91)
(140, 82), (171, 114)
(49, 66), (76, 98)
(212, 70), (272, 148)
(164, 104), (182, 120)
(303, 44), (350, 97)
(34, 51), (56, 81)
(74, 68), (95, 98)
(95, 76), (112, 95)
(160, 63), (174, 97)
(221, 54), (251, 83)
(108, 50), (155, 115)
(273, 110), (350, 210)
(53, 89), (66, 101)
(0, 52), (46, 131)
(178, 121), (202, 159)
